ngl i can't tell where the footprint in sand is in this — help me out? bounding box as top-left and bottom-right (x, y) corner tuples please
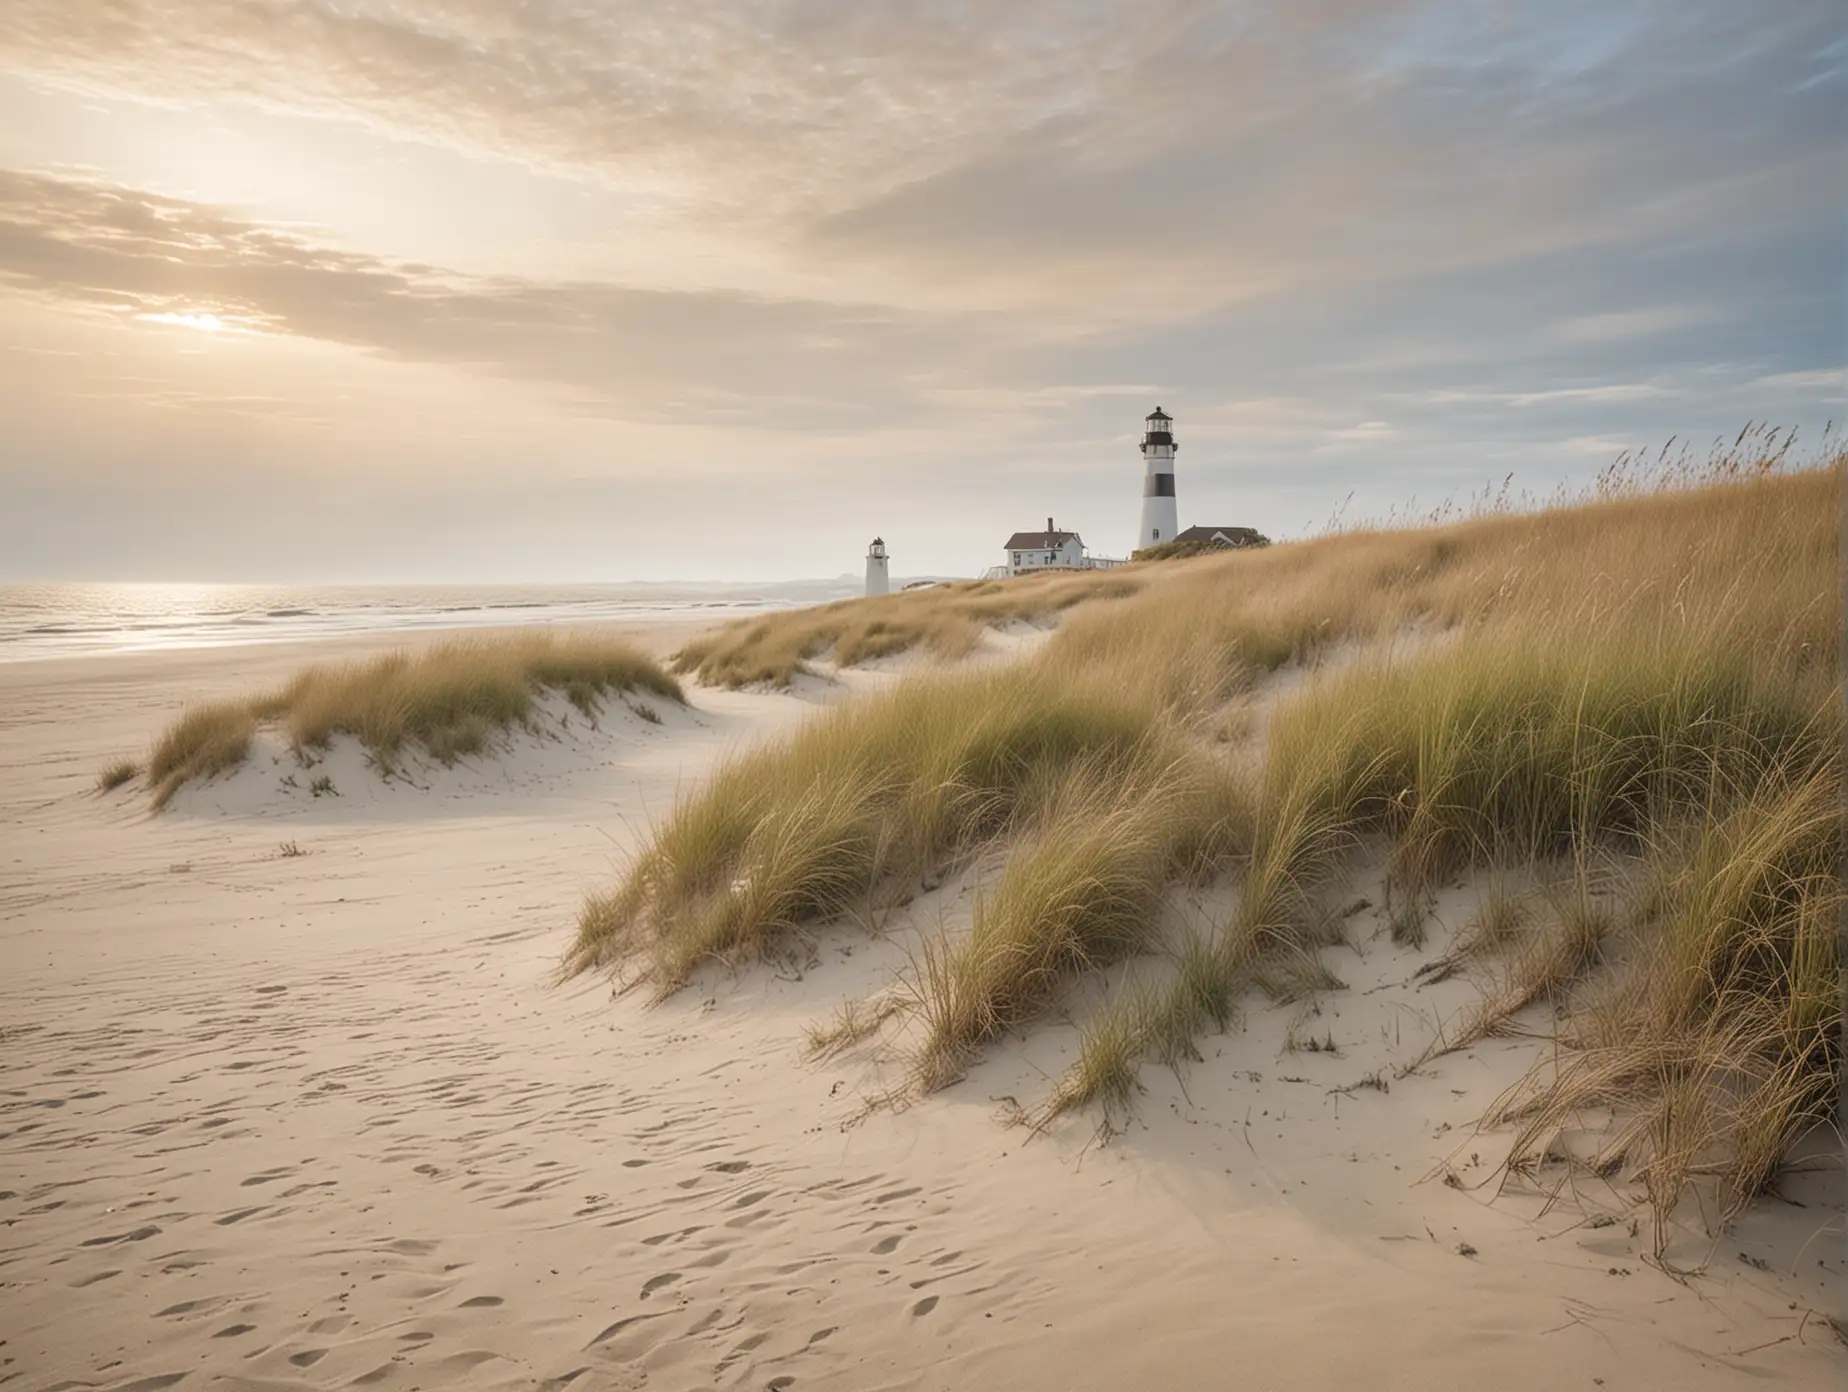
(288, 1348), (328, 1367)
(708, 1160), (750, 1173)
(80, 1224), (160, 1246)
(460, 1295), (504, 1308)
(640, 1272), (682, 1299)
(644, 1224), (706, 1247)
(714, 1331), (771, 1374)
(871, 1235), (902, 1254)
(212, 1324), (256, 1338)
(911, 1296), (939, 1317)
(590, 1313), (661, 1346)
(767, 1379), (796, 1391)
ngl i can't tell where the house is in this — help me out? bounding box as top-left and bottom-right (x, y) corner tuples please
(1170, 525), (1267, 550)
(1003, 518), (1086, 576)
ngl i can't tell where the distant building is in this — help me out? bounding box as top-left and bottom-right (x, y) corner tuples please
(1170, 525), (1266, 550)
(865, 537), (890, 597)
(989, 518), (1126, 578)
(1002, 518), (1084, 576)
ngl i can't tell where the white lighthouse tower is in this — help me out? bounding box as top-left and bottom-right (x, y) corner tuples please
(1137, 406), (1178, 548)
(865, 537), (890, 597)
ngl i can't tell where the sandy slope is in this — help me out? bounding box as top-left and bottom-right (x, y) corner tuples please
(0, 625), (1841, 1391)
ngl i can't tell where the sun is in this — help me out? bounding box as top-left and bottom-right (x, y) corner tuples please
(138, 310), (231, 333)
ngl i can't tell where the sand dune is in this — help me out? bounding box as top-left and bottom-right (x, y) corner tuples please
(0, 626), (1839, 1390)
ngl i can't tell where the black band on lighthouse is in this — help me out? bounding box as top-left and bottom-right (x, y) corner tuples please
(1143, 474), (1176, 498)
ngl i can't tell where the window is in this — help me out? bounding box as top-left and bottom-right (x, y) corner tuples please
(1012, 553), (1021, 564)
(1153, 529), (1160, 540)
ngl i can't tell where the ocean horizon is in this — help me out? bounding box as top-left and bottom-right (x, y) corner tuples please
(0, 579), (868, 663)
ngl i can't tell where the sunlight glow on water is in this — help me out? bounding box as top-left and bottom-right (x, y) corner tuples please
(0, 581), (854, 663)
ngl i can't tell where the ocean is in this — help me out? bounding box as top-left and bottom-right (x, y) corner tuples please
(0, 580), (861, 663)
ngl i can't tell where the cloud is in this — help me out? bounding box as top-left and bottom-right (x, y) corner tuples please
(1749, 367), (1846, 398)
(1553, 307), (1713, 343)
(797, 1), (1845, 316)
(3, 2), (1840, 317)
(0, 2), (1174, 212)
(0, 167), (983, 427)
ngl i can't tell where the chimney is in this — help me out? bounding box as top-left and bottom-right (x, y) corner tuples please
(1047, 516), (1054, 535)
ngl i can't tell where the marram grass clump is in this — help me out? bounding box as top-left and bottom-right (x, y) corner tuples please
(139, 632), (683, 808)
(908, 759), (1242, 1092)
(96, 758), (141, 793)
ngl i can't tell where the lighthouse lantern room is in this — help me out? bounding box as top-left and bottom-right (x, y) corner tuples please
(1138, 407), (1178, 548)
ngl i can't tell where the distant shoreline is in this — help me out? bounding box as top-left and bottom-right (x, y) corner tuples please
(0, 615), (718, 692)
(0, 580), (861, 664)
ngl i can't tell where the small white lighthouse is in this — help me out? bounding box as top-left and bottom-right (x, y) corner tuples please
(1137, 406), (1178, 548)
(865, 537), (890, 597)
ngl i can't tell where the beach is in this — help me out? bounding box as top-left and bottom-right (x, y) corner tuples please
(1, 621), (1839, 1391)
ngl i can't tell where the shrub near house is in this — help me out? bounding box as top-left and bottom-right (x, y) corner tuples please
(1132, 525), (1271, 562)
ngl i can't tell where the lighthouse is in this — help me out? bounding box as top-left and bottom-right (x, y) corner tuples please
(1138, 406), (1178, 548)
(865, 537), (890, 597)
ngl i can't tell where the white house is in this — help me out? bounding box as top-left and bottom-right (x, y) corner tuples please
(1002, 518), (1087, 576)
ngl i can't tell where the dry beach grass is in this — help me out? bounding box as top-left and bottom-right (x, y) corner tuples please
(123, 631), (684, 808)
(577, 443), (1842, 1244)
(672, 566), (1144, 687)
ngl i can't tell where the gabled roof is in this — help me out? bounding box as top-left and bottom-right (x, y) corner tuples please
(1172, 525), (1263, 547)
(1146, 406), (1171, 422)
(1004, 530), (1082, 550)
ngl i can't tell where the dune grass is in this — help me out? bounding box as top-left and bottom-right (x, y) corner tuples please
(1490, 763), (1841, 1245)
(575, 441), (1841, 1237)
(147, 704), (259, 809)
(567, 661), (1240, 986)
(141, 632), (683, 808)
(908, 762), (1217, 1092)
(96, 758), (141, 793)
(671, 569), (1144, 688)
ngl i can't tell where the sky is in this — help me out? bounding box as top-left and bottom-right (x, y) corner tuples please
(0, 1), (1842, 583)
